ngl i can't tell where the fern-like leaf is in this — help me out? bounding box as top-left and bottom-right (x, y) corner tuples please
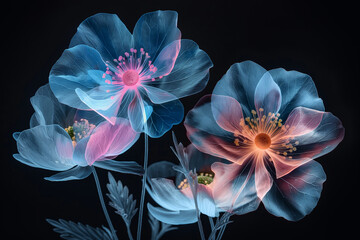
(46, 218), (113, 240)
(148, 211), (177, 240)
(106, 172), (138, 227)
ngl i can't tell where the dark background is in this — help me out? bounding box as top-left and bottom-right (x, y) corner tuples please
(2, 0), (358, 239)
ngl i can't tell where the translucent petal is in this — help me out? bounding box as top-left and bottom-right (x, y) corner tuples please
(197, 185), (218, 217)
(148, 161), (178, 179)
(146, 178), (195, 211)
(147, 203), (197, 225)
(140, 85), (178, 104)
(280, 107), (324, 137)
(93, 159), (144, 175)
(133, 10), (181, 60)
(212, 61), (267, 117)
(30, 84), (75, 128)
(255, 157), (273, 200)
(286, 111), (345, 160)
(211, 95), (244, 133)
(147, 40), (181, 79)
(15, 125), (75, 171)
(44, 166), (92, 182)
(69, 13), (133, 61)
(262, 160), (326, 221)
(85, 118), (140, 165)
(211, 161), (260, 214)
(185, 95), (250, 164)
(49, 45), (107, 110)
(146, 39), (213, 99)
(128, 94), (183, 138)
(254, 72), (282, 114)
(269, 68), (325, 119)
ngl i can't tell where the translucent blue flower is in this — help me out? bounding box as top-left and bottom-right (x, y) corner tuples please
(185, 61), (345, 221)
(146, 143), (259, 225)
(49, 11), (213, 138)
(13, 84), (143, 181)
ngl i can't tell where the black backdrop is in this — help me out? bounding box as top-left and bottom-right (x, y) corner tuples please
(3, 0), (358, 239)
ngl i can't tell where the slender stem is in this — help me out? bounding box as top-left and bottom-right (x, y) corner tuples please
(216, 215), (230, 240)
(136, 132), (149, 240)
(208, 217), (215, 240)
(126, 224), (134, 240)
(196, 213), (206, 240)
(91, 167), (118, 240)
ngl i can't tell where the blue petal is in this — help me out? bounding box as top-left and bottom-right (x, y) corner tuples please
(128, 95), (183, 138)
(148, 161), (178, 179)
(30, 84), (75, 128)
(146, 178), (195, 211)
(254, 72), (282, 114)
(146, 39), (213, 98)
(13, 132), (20, 141)
(147, 203), (197, 225)
(44, 166), (92, 182)
(49, 45), (108, 110)
(93, 159), (144, 176)
(15, 125), (75, 171)
(69, 13), (133, 61)
(213, 61), (267, 117)
(133, 10), (181, 60)
(262, 161), (326, 221)
(269, 68), (325, 119)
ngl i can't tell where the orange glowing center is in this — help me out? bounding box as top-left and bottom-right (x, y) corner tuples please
(254, 133), (271, 149)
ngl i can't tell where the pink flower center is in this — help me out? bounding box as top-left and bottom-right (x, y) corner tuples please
(122, 70), (139, 86)
(254, 133), (271, 149)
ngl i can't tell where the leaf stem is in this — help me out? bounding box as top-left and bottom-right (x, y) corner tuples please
(126, 224), (134, 240)
(91, 166), (118, 240)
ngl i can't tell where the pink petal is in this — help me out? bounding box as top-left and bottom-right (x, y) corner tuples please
(211, 95), (244, 133)
(269, 151), (312, 178)
(255, 156), (273, 200)
(281, 107), (323, 138)
(85, 117), (139, 165)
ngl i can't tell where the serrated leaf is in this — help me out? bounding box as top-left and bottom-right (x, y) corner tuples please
(46, 218), (113, 240)
(106, 172), (138, 227)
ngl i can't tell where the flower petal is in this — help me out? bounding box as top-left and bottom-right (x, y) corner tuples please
(128, 94), (183, 138)
(69, 13), (133, 61)
(140, 85), (178, 104)
(44, 166), (92, 182)
(185, 95), (250, 164)
(30, 84), (75, 128)
(254, 71), (282, 114)
(255, 157), (273, 200)
(262, 160), (326, 221)
(147, 40), (181, 79)
(211, 161), (260, 214)
(269, 68), (325, 119)
(146, 178), (195, 211)
(15, 125), (75, 171)
(146, 39), (213, 99)
(197, 185), (218, 217)
(93, 159), (144, 176)
(147, 203), (197, 225)
(49, 45), (108, 110)
(85, 118), (140, 165)
(133, 10), (181, 60)
(211, 94), (244, 133)
(213, 61), (267, 117)
(280, 107), (324, 137)
(287, 111), (345, 160)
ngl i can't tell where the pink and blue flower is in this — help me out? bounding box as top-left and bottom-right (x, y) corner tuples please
(13, 84), (142, 181)
(185, 61), (344, 221)
(49, 11), (213, 138)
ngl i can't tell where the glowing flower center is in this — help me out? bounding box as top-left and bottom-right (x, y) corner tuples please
(233, 108), (300, 158)
(254, 133), (271, 149)
(64, 119), (96, 147)
(177, 172), (214, 190)
(122, 70), (139, 86)
(102, 48), (160, 90)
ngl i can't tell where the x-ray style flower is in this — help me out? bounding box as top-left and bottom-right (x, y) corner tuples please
(185, 61), (344, 221)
